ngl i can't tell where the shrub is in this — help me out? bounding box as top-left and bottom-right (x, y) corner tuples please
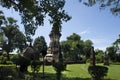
(31, 60), (42, 73)
(11, 54), (30, 72)
(0, 66), (19, 80)
(88, 66), (108, 80)
(52, 61), (66, 80)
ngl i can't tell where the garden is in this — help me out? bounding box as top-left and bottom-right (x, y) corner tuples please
(0, 0), (120, 80)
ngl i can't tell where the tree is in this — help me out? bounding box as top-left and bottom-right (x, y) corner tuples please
(113, 34), (120, 51)
(33, 36), (47, 78)
(1, 17), (18, 60)
(80, 0), (120, 16)
(106, 46), (117, 61)
(112, 34), (120, 62)
(67, 33), (81, 41)
(0, 10), (5, 26)
(0, 0), (71, 37)
(2, 17), (26, 60)
(0, 11), (6, 47)
(61, 33), (84, 62)
(13, 31), (27, 52)
(95, 49), (104, 63)
(33, 36), (47, 57)
(61, 41), (71, 59)
(83, 39), (93, 59)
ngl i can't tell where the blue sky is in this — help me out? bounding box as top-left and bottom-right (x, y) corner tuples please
(0, 0), (120, 51)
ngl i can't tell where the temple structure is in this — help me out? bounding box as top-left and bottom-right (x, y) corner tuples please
(46, 30), (61, 62)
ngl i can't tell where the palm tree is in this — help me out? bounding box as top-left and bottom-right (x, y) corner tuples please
(1, 17), (19, 60)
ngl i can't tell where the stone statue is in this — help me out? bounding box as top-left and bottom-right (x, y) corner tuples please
(90, 46), (96, 66)
(103, 52), (109, 66)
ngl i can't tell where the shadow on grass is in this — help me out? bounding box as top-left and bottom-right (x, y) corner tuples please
(26, 72), (116, 80)
(104, 79), (117, 80)
(27, 72), (91, 80)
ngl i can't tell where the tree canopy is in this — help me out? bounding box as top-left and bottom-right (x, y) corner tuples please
(33, 36), (47, 57)
(80, 0), (120, 16)
(61, 33), (93, 61)
(0, 0), (71, 38)
(1, 17), (26, 59)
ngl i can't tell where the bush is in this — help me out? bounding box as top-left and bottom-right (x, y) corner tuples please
(52, 61), (66, 80)
(0, 66), (19, 80)
(31, 60), (42, 73)
(88, 66), (108, 80)
(110, 62), (120, 65)
(0, 56), (7, 64)
(11, 54), (30, 72)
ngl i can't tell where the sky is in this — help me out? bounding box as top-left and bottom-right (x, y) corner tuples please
(0, 0), (120, 51)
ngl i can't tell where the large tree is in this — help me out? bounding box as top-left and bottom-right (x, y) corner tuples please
(0, 0), (71, 39)
(106, 46), (117, 61)
(61, 33), (85, 61)
(61, 33), (93, 62)
(2, 17), (26, 60)
(13, 30), (27, 52)
(83, 39), (93, 59)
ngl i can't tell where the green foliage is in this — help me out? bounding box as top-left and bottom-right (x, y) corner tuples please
(0, 52), (13, 64)
(53, 62), (66, 72)
(12, 54), (30, 72)
(83, 40), (93, 59)
(61, 33), (93, 62)
(96, 53), (103, 63)
(0, 10), (5, 26)
(0, 66), (19, 80)
(0, 0), (71, 36)
(13, 31), (27, 52)
(30, 60), (42, 73)
(1, 17), (27, 60)
(81, 0), (120, 16)
(88, 66), (108, 80)
(67, 33), (81, 41)
(52, 61), (66, 80)
(95, 49), (104, 63)
(12, 54), (30, 66)
(106, 46), (117, 61)
(110, 61), (120, 65)
(33, 36), (47, 56)
(0, 55), (7, 64)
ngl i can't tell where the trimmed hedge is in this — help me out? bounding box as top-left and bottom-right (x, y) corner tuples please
(88, 66), (108, 80)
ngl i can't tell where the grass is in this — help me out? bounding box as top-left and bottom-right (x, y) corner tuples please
(1, 63), (120, 80)
(38, 63), (120, 80)
(106, 65), (120, 80)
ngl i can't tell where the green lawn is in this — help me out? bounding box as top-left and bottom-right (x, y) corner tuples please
(29, 63), (120, 80)
(106, 65), (120, 80)
(1, 63), (119, 80)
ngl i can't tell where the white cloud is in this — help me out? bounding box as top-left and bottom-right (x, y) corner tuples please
(79, 29), (90, 35)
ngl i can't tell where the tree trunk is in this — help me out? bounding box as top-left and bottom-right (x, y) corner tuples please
(56, 70), (61, 80)
(6, 51), (10, 60)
